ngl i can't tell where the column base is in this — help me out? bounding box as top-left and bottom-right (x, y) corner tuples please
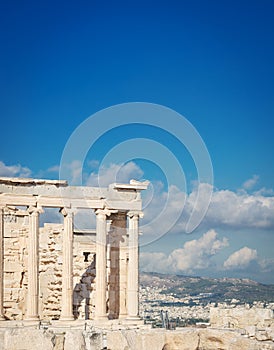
(94, 315), (109, 322)
(59, 316), (75, 322)
(126, 315), (143, 322)
(117, 313), (128, 320)
(25, 316), (40, 321)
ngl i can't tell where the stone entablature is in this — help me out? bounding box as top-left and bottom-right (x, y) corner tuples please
(0, 177), (148, 322)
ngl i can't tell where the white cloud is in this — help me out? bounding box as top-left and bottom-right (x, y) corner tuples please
(253, 187), (274, 196)
(86, 161), (144, 187)
(205, 186), (274, 229)
(68, 160), (83, 185)
(55, 162), (274, 233)
(258, 258), (274, 273)
(140, 230), (228, 274)
(167, 230), (228, 273)
(140, 252), (169, 273)
(141, 183), (186, 241)
(0, 161), (31, 178)
(140, 182), (274, 241)
(87, 160), (100, 170)
(3, 159), (273, 237)
(47, 165), (60, 173)
(242, 175), (259, 190)
(223, 247), (257, 270)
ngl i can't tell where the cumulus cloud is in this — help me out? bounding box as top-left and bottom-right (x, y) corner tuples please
(80, 163), (274, 237)
(140, 181), (274, 240)
(204, 185), (274, 229)
(141, 183), (186, 242)
(6, 159), (271, 238)
(86, 161), (144, 187)
(164, 183), (274, 232)
(140, 252), (169, 273)
(0, 160), (31, 178)
(140, 230), (228, 274)
(223, 247), (257, 270)
(253, 187), (274, 196)
(242, 175), (259, 190)
(168, 230), (228, 272)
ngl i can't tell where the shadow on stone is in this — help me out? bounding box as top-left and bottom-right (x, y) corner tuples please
(73, 255), (96, 320)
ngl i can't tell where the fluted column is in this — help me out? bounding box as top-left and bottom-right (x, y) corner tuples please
(26, 206), (42, 320)
(127, 211), (142, 320)
(0, 207), (5, 320)
(60, 207), (74, 321)
(95, 209), (110, 320)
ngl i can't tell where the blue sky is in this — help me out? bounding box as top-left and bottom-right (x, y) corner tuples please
(1, 0), (274, 283)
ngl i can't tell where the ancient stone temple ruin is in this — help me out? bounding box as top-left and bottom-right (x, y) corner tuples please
(0, 177), (148, 323)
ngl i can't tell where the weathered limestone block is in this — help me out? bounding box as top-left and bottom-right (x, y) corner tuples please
(210, 306), (274, 329)
(83, 331), (102, 350)
(4, 261), (22, 272)
(246, 325), (256, 337)
(266, 326), (274, 341)
(199, 328), (274, 350)
(4, 328), (54, 350)
(64, 330), (86, 350)
(164, 330), (199, 350)
(51, 332), (65, 350)
(106, 330), (137, 350)
(255, 329), (272, 341)
(0, 330), (5, 350)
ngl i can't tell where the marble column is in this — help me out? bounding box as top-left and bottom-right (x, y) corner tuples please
(109, 212), (127, 319)
(127, 211), (142, 320)
(26, 206), (42, 320)
(0, 207), (5, 320)
(60, 208), (74, 321)
(95, 209), (110, 320)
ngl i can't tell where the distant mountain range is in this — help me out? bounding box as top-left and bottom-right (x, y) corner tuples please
(140, 272), (274, 304)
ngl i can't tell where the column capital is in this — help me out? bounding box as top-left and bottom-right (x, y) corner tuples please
(95, 208), (118, 219)
(60, 207), (76, 218)
(27, 205), (43, 215)
(127, 211), (143, 219)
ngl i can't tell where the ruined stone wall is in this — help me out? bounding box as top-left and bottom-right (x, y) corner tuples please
(3, 209), (28, 320)
(0, 326), (274, 350)
(40, 224), (98, 321)
(3, 214), (98, 320)
(39, 223), (63, 320)
(210, 306), (274, 329)
(3, 212), (128, 321)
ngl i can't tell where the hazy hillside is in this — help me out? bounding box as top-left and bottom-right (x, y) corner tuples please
(140, 272), (274, 304)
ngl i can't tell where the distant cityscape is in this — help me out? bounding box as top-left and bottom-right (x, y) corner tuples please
(139, 272), (274, 327)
